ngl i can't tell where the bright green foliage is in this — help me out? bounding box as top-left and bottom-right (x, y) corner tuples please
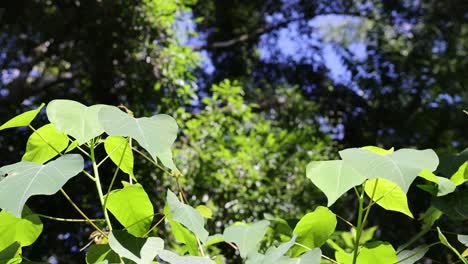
(223, 220), (270, 259)
(86, 244), (121, 264)
(108, 230), (164, 264)
(164, 204), (199, 256)
(0, 154), (83, 217)
(104, 136), (135, 181)
(364, 179), (413, 217)
(437, 227), (468, 264)
(335, 226), (378, 251)
(195, 205), (213, 219)
(46, 100), (107, 144)
(290, 206), (336, 256)
(397, 246), (428, 264)
(335, 242), (398, 264)
(339, 148), (439, 193)
(166, 190), (209, 242)
(0, 207), (43, 250)
(105, 183), (154, 237)
(307, 160), (365, 206)
(418, 169), (457, 196)
(158, 249), (216, 264)
(22, 124), (69, 164)
(0, 103), (45, 131)
(0, 242), (21, 264)
(99, 106), (178, 171)
(450, 162), (468, 186)
(251, 236), (301, 264)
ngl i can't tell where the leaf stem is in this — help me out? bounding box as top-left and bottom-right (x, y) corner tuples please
(143, 214), (166, 237)
(103, 139), (130, 211)
(89, 140), (113, 231)
(294, 243), (339, 264)
(132, 147), (172, 176)
(36, 214), (105, 223)
(352, 184), (366, 264)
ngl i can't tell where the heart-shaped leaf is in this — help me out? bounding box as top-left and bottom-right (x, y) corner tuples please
(339, 148), (439, 193)
(46, 100), (107, 144)
(104, 136), (135, 181)
(0, 207), (43, 250)
(364, 178), (413, 218)
(106, 183), (154, 237)
(99, 106), (178, 171)
(290, 206), (336, 256)
(22, 124), (69, 164)
(307, 160), (365, 206)
(167, 190), (209, 242)
(0, 154), (84, 217)
(108, 230), (164, 264)
(223, 220), (270, 259)
(0, 103), (45, 131)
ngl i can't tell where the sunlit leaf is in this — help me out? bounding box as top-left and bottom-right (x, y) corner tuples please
(158, 250), (216, 264)
(335, 242), (397, 264)
(0, 207), (42, 250)
(167, 190), (209, 243)
(419, 169), (456, 196)
(195, 205), (213, 219)
(104, 136), (135, 181)
(306, 160), (365, 206)
(108, 230), (164, 264)
(223, 220), (269, 259)
(0, 154), (84, 217)
(0, 103), (45, 131)
(437, 227), (468, 264)
(106, 183), (153, 237)
(46, 100), (107, 144)
(99, 106), (178, 171)
(364, 178), (413, 218)
(22, 124), (69, 164)
(339, 148), (439, 193)
(290, 206), (336, 256)
(275, 249), (321, 264)
(450, 162), (468, 186)
(164, 204), (199, 255)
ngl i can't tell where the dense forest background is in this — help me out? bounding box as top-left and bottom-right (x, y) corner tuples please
(0, 1), (467, 263)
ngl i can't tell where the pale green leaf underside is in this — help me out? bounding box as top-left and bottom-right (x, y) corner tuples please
(159, 250), (216, 264)
(108, 231), (164, 264)
(0, 103), (45, 131)
(167, 190), (209, 242)
(419, 169), (456, 196)
(290, 206), (336, 257)
(99, 106), (178, 171)
(260, 235), (297, 263)
(0, 207), (43, 251)
(46, 100), (107, 144)
(307, 160), (365, 206)
(104, 136), (135, 181)
(22, 124), (69, 164)
(339, 148), (439, 193)
(223, 220), (270, 259)
(365, 178), (413, 218)
(459, 235), (468, 247)
(106, 183), (154, 237)
(0, 154), (84, 217)
(397, 246), (428, 264)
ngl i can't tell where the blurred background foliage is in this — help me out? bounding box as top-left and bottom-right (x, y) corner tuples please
(0, 0), (467, 263)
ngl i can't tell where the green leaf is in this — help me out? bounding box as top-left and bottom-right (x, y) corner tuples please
(0, 207), (43, 250)
(223, 220), (270, 259)
(65, 140), (78, 153)
(339, 148), (439, 193)
(108, 230), (164, 264)
(204, 234), (224, 247)
(0, 154), (84, 217)
(290, 206), (336, 257)
(86, 244), (121, 264)
(437, 227), (468, 264)
(46, 100), (107, 144)
(275, 249), (322, 264)
(361, 146), (394, 154)
(432, 191), (468, 221)
(158, 250), (216, 264)
(22, 124), (69, 164)
(0, 242), (21, 264)
(419, 169), (456, 196)
(364, 178), (413, 217)
(306, 160), (365, 206)
(397, 246), (428, 264)
(437, 148), (468, 177)
(335, 242), (397, 264)
(166, 190), (208, 242)
(261, 235), (297, 263)
(195, 205), (213, 219)
(99, 106), (178, 171)
(104, 136), (135, 181)
(459, 235), (468, 247)
(0, 103), (45, 131)
(163, 204), (199, 255)
(450, 162), (468, 186)
(106, 183), (154, 237)
(420, 207), (442, 230)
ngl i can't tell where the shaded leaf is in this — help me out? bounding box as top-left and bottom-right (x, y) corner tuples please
(223, 220), (269, 259)
(437, 148), (468, 177)
(0, 103), (45, 131)
(164, 204), (199, 256)
(106, 183), (153, 237)
(0, 207), (43, 250)
(99, 106), (178, 171)
(0, 242), (21, 264)
(0, 154), (84, 217)
(290, 206), (336, 257)
(47, 100), (107, 144)
(419, 169), (456, 196)
(167, 190), (208, 242)
(261, 235), (297, 263)
(108, 230), (164, 264)
(86, 244), (121, 264)
(432, 191), (468, 221)
(397, 246), (428, 264)
(104, 136), (135, 181)
(22, 124), (69, 164)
